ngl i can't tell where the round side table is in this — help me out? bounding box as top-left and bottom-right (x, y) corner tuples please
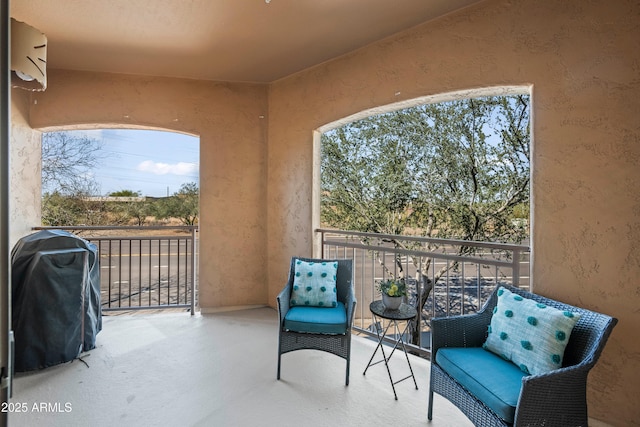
(363, 300), (419, 400)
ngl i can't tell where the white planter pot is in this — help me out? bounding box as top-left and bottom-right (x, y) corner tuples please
(382, 294), (402, 310)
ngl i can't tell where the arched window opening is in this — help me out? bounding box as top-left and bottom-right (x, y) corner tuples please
(316, 88), (531, 351)
(38, 128), (200, 313)
(41, 128), (199, 227)
(319, 93), (530, 244)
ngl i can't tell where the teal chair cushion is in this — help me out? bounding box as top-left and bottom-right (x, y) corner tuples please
(436, 347), (526, 423)
(284, 302), (347, 334)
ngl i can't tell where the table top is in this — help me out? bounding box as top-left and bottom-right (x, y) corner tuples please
(369, 300), (417, 320)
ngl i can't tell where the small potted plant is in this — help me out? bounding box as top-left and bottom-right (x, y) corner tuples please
(377, 278), (407, 310)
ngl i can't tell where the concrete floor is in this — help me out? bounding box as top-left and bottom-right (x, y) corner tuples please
(9, 308), (472, 427)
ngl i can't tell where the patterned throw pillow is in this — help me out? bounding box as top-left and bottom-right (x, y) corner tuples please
(483, 287), (582, 375)
(290, 260), (338, 308)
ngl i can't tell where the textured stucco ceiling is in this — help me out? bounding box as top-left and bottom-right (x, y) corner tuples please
(11, 0), (484, 83)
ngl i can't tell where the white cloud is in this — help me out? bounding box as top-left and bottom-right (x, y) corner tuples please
(137, 160), (198, 176)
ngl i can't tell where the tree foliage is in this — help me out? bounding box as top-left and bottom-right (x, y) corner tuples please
(41, 190), (120, 226)
(153, 182), (199, 225)
(321, 95), (530, 242)
(123, 200), (153, 226)
(42, 184), (199, 227)
(321, 95), (530, 343)
(109, 190), (141, 197)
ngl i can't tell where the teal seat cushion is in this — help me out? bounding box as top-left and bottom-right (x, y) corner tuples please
(436, 347), (526, 423)
(284, 302), (347, 334)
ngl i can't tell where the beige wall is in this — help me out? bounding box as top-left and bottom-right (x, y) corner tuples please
(10, 90), (41, 249)
(267, 0), (639, 424)
(10, 0), (638, 423)
(26, 70), (270, 310)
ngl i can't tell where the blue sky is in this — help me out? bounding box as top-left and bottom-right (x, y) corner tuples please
(65, 129), (199, 197)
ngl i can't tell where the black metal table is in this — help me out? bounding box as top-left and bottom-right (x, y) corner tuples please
(363, 300), (419, 399)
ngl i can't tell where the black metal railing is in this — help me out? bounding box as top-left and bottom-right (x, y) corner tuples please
(34, 226), (198, 314)
(317, 228), (530, 356)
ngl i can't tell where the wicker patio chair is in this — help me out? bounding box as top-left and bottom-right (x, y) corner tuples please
(428, 284), (618, 426)
(276, 257), (356, 385)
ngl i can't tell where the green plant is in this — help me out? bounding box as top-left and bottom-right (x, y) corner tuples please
(376, 278), (407, 297)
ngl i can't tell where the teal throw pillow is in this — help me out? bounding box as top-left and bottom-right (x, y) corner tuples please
(483, 287), (582, 375)
(290, 259), (338, 308)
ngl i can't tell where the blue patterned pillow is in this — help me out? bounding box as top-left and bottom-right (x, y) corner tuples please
(483, 287), (582, 375)
(290, 260), (338, 308)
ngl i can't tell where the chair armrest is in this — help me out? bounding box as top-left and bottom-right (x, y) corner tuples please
(514, 363), (591, 425)
(431, 287), (499, 356)
(276, 283), (292, 325)
(344, 286), (356, 329)
(431, 309), (494, 354)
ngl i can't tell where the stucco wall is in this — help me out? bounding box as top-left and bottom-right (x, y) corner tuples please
(267, 0), (639, 424)
(10, 89), (41, 249)
(10, 0), (638, 423)
(28, 70), (269, 310)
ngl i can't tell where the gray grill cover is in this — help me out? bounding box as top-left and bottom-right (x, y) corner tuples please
(11, 230), (102, 371)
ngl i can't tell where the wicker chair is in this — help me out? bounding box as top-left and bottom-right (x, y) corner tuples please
(276, 257), (356, 385)
(428, 284), (618, 426)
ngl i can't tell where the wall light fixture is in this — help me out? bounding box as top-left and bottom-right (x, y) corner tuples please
(11, 18), (47, 91)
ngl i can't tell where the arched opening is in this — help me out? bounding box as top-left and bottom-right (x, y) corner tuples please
(41, 128), (199, 220)
(35, 127), (200, 313)
(313, 86), (532, 351)
(313, 85), (532, 242)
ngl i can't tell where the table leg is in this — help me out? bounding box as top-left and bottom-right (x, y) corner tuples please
(363, 313), (391, 374)
(363, 315), (401, 399)
(394, 320), (419, 391)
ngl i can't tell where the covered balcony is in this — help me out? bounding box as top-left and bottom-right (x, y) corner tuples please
(3, 1), (638, 426)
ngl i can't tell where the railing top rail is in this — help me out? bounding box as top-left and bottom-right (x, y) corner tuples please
(85, 235), (193, 241)
(316, 228), (529, 252)
(34, 225), (198, 231)
(322, 238), (516, 268)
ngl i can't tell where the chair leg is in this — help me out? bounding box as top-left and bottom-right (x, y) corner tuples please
(276, 328), (282, 380)
(277, 333), (282, 380)
(345, 333), (351, 386)
(277, 352), (281, 380)
(345, 358), (350, 386)
(428, 388), (434, 420)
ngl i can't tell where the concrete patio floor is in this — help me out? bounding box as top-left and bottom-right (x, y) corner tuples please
(9, 307), (472, 427)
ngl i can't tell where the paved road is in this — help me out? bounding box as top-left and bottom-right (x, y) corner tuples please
(94, 238), (196, 307)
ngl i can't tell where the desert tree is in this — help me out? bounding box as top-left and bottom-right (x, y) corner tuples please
(41, 131), (105, 195)
(154, 182), (199, 225)
(41, 131), (109, 225)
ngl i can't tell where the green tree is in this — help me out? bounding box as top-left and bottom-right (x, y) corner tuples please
(321, 95), (530, 344)
(41, 191), (85, 226)
(154, 182), (199, 225)
(109, 190), (140, 197)
(105, 190), (153, 225)
(108, 190), (157, 226)
(41, 188), (117, 226)
(124, 200), (152, 226)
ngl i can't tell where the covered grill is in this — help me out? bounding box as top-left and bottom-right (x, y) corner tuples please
(11, 229), (101, 372)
